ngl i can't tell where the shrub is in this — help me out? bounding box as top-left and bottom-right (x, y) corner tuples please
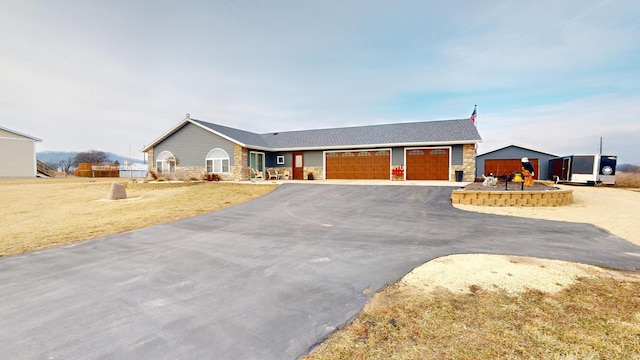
(614, 172), (640, 188)
(203, 173), (220, 182)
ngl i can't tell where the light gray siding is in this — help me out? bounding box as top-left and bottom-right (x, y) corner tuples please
(154, 123), (236, 166)
(451, 145), (463, 165)
(304, 151), (324, 167)
(0, 131), (37, 177)
(391, 147), (404, 164)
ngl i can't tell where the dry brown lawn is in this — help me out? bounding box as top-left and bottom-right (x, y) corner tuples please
(2, 175), (639, 359)
(303, 277), (640, 360)
(0, 177), (275, 257)
(615, 171), (640, 188)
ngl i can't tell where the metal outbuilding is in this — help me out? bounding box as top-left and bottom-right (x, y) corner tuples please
(476, 145), (558, 180)
(0, 125), (42, 178)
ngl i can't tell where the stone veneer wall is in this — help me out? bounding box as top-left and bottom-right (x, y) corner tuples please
(145, 145), (250, 181)
(451, 189), (573, 206)
(146, 148), (154, 172)
(450, 144), (476, 182)
(232, 144), (250, 181)
(305, 166), (324, 180)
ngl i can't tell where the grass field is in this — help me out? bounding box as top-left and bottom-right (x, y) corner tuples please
(615, 171), (640, 188)
(2, 175), (639, 359)
(0, 177), (275, 257)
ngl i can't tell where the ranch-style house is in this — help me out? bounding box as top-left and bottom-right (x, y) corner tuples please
(142, 114), (482, 182)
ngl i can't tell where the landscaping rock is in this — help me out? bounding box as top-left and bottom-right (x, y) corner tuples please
(108, 183), (127, 200)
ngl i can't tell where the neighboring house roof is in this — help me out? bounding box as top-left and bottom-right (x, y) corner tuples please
(0, 125), (42, 142)
(477, 144), (558, 158)
(142, 115), (482, 152)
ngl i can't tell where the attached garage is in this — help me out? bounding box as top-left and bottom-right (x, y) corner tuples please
(325, 149), (391, 179)
(484, 158), (540, 179)
(405, 148), (450, 180)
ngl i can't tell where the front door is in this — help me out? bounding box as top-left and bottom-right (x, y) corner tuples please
(293, 152), (304, 180)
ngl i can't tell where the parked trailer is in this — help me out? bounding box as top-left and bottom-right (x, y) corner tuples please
(548, 154), (617, 185)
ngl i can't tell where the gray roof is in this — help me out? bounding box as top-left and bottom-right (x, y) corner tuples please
(478, 144), (559, 158)
(191, 120), (271, 148)
(191, 118), (482, 151)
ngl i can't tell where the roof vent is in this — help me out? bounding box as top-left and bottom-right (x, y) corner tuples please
(273, 132), (278, 135)
(185, 113), (190, 119)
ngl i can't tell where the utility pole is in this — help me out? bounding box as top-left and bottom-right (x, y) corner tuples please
(599, 137), (603, 155)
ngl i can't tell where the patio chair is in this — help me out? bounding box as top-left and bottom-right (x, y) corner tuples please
(252, 168), (264, 180)
(266, 168), (279, 180)
(282, 170), (290, 180)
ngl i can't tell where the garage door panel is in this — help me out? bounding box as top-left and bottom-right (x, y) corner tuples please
(326, 150), (390, 179)
(406, 148), (449, 180)
(484, 159), (539, 179)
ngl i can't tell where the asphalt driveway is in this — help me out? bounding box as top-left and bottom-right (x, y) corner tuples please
(1, 184), (639, 359)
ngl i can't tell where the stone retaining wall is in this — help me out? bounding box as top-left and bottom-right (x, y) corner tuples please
(125, 181), (204, 190)
(451, 189), (573, 206)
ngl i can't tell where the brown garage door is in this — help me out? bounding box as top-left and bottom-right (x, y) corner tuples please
(405, 148), (449, 180)
(484, 159), (539, 179)
(326, 150), (390, 179)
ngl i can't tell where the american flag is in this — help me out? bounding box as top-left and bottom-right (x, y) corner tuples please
(470, 107), (477, 124)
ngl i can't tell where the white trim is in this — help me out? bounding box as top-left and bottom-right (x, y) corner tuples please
(0, 125), (42, 142)
(189, 121), (249, 148)
(403, 146), (453, 181)
(142, 119), (190, 152)
(33, 141), (38, 177)
(0, 136), (42, 142)
(323, 147), (392, 180)
(143, 118), (253, 152)
(141, 117), (482, 154)
(155, 150), (176, 173)
(478, 143), (559, 157)
(273, 140), (478, 152)
(205, 148), (230, 173)
(249, 151), (266, 179)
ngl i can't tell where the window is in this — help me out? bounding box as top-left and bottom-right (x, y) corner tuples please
(156, 151), (177, 173)
(572, 156), (595, 174)
(250, 151), (265, 179)
(276, 155), (285, 165)
(205, 148), (230, 173)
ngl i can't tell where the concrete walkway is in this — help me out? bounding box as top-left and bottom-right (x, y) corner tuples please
(1, 184), (639, 359)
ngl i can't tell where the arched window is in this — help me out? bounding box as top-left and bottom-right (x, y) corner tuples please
(156, 151), (176, 174)
(206, 148), (230, 173)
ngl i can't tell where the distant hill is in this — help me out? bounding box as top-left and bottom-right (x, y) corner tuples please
(37, 151), (145, 166)
(617, 163), (640, 173)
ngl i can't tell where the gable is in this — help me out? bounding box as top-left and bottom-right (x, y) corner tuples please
(0, 126), (41, 142)
(153, 122), (236, 166)
(478, 145), (557, 159)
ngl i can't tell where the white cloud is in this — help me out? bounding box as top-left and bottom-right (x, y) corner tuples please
(0, 0), (638, 165)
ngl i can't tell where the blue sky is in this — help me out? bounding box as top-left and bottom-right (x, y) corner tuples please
(1, 0), (638, 164)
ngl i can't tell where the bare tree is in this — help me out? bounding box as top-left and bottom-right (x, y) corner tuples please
(74, 150), (111, 165)
(59, 156), (75, 173)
